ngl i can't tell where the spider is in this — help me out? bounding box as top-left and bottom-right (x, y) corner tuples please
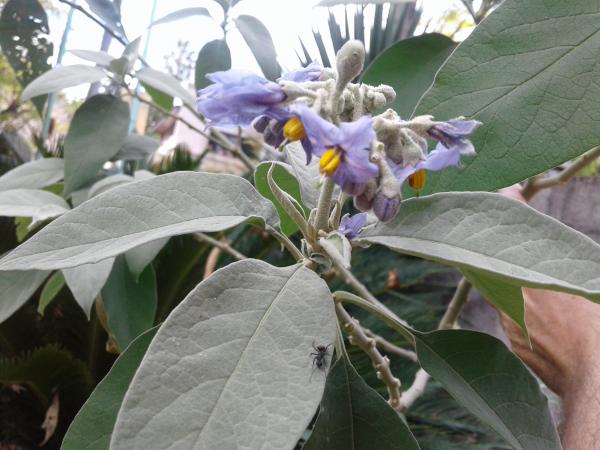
(310, 341), (332, 371)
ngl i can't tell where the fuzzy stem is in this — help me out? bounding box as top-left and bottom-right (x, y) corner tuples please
(314, 177), (335, 233)
(335, 302), (403, 410)
(266, 226), (304, 262)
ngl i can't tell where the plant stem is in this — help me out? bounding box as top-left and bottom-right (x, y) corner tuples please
(335, 302), (403, 410)
(364, 328), (417, 362)
(399, 277), (472, 411)
(314, 177), (335, 232)
(522, 145), (600, 200)
(266, 226), (304, 262)
(193, 233), (246, 261)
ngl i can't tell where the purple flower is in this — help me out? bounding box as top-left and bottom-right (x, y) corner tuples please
(427, 118), (481, 156)
(280, 61), (322, 82)
(392, 142), (463, 185)
(196, 70), (288, 126)
(293, 105), (378, 191)
(338, 213), (368, 240)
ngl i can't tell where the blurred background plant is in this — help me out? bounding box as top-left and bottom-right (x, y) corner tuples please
(0, 0), (568, 448)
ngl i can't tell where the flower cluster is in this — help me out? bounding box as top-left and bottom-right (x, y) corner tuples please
(196, 40), (480, 227)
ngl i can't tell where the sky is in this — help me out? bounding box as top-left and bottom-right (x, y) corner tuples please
(47, 0), (467, 98)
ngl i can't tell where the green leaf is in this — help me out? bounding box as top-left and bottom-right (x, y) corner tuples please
(62, 327), (158, 450)
(63, 258), (115, 318)
(284, 141), (323, 209)
(361, 33), (455, 118)
(38, 271), (65, 315)
(101, 256), (157, 350)
(70, 49), (115, 67)
(195, 39), (231, 90)
(63, 95), (129, 195)
(0, 158), (64, 191)
(151, 7), (211, 27)
(20, 65), (107, 101)
(0, 269), (49, 323)
(141, 83), (173, 111)
(255, 161), (308, 236)
(0, 188), (69, 223)
(0, 0), (53, 114)
(462, 269), (528, 341)
(135, 67), (196, 110)
(113, 134), (160, 161)
(110, 260), (336, 449)
(358, 192), (600, 302)
(83, 0), (126, 39)
(125, 239), (168, 280)
(414, 0), (600, 194)
(415, 330), (561, 449)
(304, 353), (420, 450)
(109, 37), (141, 77)
(0, 172), (278, 271)
(234, 15), (281, 80)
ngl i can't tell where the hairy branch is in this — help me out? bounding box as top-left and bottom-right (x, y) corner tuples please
(335, 302), (403, 410)
(193, 233), (246, 261)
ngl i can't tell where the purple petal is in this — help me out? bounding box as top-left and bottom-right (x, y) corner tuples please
(338, 213), (368, 239)
(280, 61), (323, 82)
(372, 193), (400, 223)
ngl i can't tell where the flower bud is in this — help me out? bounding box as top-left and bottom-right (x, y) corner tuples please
(354, 179), (377, 211)
(372, 191), (400, 223)
(335, 40), (366, 90)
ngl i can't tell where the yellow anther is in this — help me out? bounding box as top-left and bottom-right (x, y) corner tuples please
(320, 148), (342, 175)
(282, 117), (306, 142)
(408, 169), (426, 191)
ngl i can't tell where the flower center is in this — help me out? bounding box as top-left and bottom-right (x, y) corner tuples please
(408, 169), (426, 191)
(283, 117), (306, 141)
(319, 148), (342, 176)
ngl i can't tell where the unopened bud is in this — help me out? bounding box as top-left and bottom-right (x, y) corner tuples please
(335, 40), (366, 90)
(372, 192), (400, 223)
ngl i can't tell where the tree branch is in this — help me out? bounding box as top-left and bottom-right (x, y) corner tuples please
(193, 233), (246, 261)
(521, 145), (600, 200)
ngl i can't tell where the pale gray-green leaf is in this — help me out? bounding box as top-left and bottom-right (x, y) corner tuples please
(0, 172), (278, 271)
(0, 189), (69, 222)
(413, 0), (600, 194)
(0, 158), (64, 191)
(234, 15), (281, 80)
(110, 260), (336, 450)
(70, 49), (115, 67)
(38, 271), (65, 315)
(284, 142), (322, 209)
(63, 258), (115, 318)
(88, 174), (133, 199)
(20, 65), (107, 101)
(358, 192), (600, 301)
(135, 67), (196, 110)
(125, 238), (168, 280)
(0, 270), (49, 322)
(63, 95), (130, 195)
(151, 7), (211, 27)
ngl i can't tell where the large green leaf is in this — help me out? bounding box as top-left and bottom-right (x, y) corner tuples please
(0, 172), (278, 271)
(63, 258), (115, 318)
(63, 95), (129, 195)
(113, 135), (160, 161)
(234, 15), (281, 80)
(83, 0), (126, 39)
(254, 161), (308, 236)
(462, 269), (528, 340)
(101, 256), (157, 350)
(110, 260), (336, 449)
(361, 33), (455, 118)
(125, 238), (168, 280)
(195, 39), (231, 90)
(414, 0), (600, 194)
(135, 67), (196, 110)
(70, 49), (115, 67)
(415, 330), (561, 449)
(358, 192), (600, 301)
(0, 0), (53, 114)
(62, 327), (158, 450)
(0, 269), (49, 323)
(304, 353), (420, 450)
(0, 188), (69, 222)
(20, 65), (107, 101)
(0, 158), (64, 191)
